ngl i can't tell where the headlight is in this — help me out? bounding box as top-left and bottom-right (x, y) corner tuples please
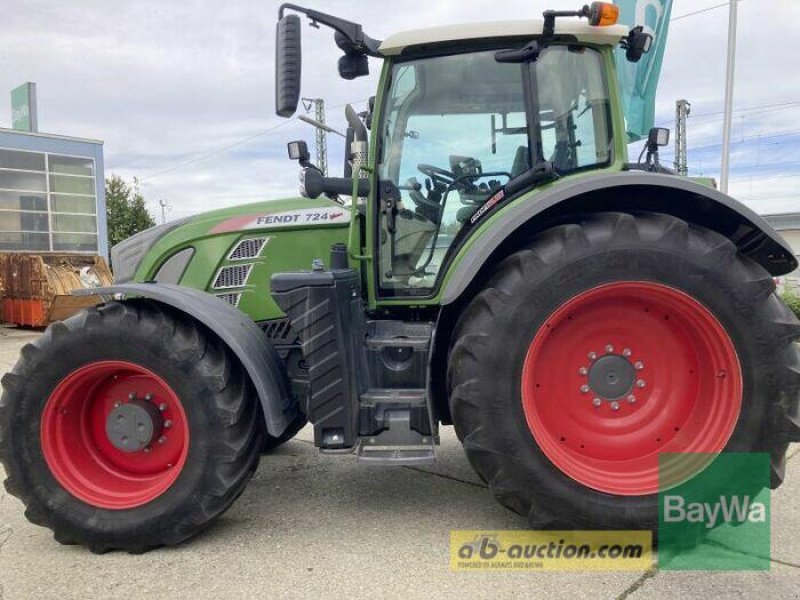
(110, 219), (189, 283)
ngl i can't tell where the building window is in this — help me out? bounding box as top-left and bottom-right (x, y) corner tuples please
(0, 148), (98, 253)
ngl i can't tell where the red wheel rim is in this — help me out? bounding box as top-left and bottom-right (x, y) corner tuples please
(40, 360), (189, 510)
(521, 282), (742, 496)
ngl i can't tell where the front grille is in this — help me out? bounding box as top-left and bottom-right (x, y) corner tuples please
(213, 264), (253, 289)
(215, 293), (242, 307)
(228, 238), (267, 261)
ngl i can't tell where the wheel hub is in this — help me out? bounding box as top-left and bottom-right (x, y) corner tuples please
(106, 398), (163, 453)
(587, 354), (636, 400)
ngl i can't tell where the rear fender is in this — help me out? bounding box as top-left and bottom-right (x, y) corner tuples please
(441, 172), (797, 306)
(74, 283), (297, 437)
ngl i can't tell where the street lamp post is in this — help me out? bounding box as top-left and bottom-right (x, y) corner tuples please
(720, 0), (739, 194)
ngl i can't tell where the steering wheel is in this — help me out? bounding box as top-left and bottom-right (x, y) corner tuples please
(417, 163), (455, 188)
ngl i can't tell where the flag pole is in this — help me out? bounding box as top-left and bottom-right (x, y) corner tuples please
(720, 0), (739, 193)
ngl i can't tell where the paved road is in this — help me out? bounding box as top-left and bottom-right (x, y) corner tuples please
(0, 328), (797, 599)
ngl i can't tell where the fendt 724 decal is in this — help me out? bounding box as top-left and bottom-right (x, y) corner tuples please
(211, 207), (350, 233)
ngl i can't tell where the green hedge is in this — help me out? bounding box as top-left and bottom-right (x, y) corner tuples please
(781, 290), (800, 320)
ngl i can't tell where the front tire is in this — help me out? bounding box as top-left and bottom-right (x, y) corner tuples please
(0, 301), (263, 553)
(448, 212), (800, 529)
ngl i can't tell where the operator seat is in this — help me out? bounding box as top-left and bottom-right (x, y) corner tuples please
(510, 146), (531, 179)
(456, 146), (530, 224)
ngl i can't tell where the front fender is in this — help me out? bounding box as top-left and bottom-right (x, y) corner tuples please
(74, 283), (297, 437)
(441, 172), (797, 305)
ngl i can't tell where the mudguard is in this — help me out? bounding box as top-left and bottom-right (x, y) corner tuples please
(73, 283), (297, 437)
(441, 172), (798, 305)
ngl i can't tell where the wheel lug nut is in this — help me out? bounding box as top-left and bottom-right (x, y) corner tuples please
(580, 384), (590, 394)
(605, 344), (614, 354)
(143, 447), (151, 453)
(128, 392), (136, 401)
(622, 348), (632, 357)
(592, 398), (602, 407)
(634, 361), (644, 370)
(578, 367), (588, 376)
(627, 395), (636, 404)
(636, 379), (646, 388)
(158, 436), (167, 444)
(113, 401), (122, 408)
(145, 393), (154, 401)
(588, 352), (598, 361)
(158, 403), (167, 412)
(610, 401), (620, 411)
(164, 420), (173, 429)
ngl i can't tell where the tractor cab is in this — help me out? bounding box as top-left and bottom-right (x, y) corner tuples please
(276, 3), (652, 296)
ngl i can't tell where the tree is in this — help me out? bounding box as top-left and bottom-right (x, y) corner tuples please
(105, 175), (156, 248)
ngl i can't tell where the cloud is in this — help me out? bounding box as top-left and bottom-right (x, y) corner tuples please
(1, 0), (798, 219)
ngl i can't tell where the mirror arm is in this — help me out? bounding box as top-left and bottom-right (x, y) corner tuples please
(278, 3), (382, 56)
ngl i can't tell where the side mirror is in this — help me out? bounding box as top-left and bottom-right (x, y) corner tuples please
(275, 14), (302, 118)
(287, 140), (311, 164)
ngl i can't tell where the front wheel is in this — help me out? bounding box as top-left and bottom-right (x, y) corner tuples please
(448, 212), (800, 529)
(0, 301), (263, 553)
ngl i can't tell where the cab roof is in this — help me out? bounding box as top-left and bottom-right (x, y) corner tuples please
(379, 20), (629, 56)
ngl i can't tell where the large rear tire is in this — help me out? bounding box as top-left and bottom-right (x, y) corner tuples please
(447, 212), (800, 529)
(0, 301), (263, 553)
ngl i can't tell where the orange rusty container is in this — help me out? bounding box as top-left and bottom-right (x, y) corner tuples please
(0, 254), (113, 327)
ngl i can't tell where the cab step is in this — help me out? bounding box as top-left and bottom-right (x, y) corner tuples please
(355, 388), (437, 465)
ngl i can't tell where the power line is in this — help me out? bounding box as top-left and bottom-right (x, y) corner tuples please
(671, 3), (730, 22)
(655, 102), (800, 129)
(139, 98), (370, 183)
(731, 172), (800, 184)
(139, 119), (297, 182)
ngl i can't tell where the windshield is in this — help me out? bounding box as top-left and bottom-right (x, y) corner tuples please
(378, 45), (612, 295)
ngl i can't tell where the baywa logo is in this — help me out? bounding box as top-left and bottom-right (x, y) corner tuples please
(663, 494), (767, 529)
(658, 453), (771, 571)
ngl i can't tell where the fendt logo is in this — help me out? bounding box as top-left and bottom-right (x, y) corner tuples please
(663, 495), (767, 529)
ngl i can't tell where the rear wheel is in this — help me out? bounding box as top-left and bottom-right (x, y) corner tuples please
(448, 212), (800, 529)
(0, 301), (263, 553)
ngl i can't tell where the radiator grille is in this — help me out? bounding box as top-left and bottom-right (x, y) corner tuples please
(228, 238), (267, 261)
(213, 264), (253, 289)
(215, 293), (242, 307)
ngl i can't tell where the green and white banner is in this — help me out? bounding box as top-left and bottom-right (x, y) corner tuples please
(614, 0), (673, 141)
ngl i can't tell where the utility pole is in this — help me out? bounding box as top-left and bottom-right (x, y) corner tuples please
(720, 0), (739, 193)
(159, 199), (170, 225)
(302, 97), (328, 175)
(674, 99), (691, 176)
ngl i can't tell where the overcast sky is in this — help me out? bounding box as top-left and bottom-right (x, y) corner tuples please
(1, 0), (799, 220)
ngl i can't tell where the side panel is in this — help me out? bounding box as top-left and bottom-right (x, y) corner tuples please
(440, 173), (798, 305)
(134, 200), (351, 321)
(74, 283), (297, 437)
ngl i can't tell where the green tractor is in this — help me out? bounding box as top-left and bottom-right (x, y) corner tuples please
(1, 3), (799, 553)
